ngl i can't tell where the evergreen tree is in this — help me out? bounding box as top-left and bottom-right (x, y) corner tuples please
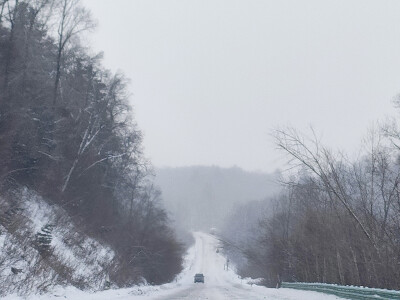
(35, 224), (54, 254)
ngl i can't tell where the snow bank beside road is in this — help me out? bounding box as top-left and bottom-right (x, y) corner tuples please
(0, 188), (114, 296)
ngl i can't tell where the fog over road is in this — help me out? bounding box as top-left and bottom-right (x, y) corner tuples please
(150, 232), (341, 300)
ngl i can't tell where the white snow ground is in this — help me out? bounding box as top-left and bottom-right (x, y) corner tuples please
(3, 232), (343, 300)
(0, 188), (114, 296)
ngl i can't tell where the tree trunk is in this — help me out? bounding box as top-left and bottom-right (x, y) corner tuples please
(61, 157), (78, 193)
(53, 46), (62, 105)
(3, 0), (18, 94)
(336, 250), (344, 284)
(350, 246), (361, 285)
(315, 255), (320, 282)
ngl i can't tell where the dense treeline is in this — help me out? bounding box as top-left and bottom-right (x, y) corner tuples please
(0, 0), (182, 286)
(224, 124), (400, 290)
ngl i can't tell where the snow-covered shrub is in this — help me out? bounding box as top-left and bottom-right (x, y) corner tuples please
(0, 188), (115, 297)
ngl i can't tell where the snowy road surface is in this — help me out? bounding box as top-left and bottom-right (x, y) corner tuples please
(146, 232), (342, 300)
(4, 232), (342, 300)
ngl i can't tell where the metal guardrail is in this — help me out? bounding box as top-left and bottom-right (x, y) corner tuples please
(281, 282), (400, 300)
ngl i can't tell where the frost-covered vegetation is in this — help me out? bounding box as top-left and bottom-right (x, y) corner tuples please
(0, 0), (183, 296)
(0, 188), (115, 296)
(223, 123), (400, 290)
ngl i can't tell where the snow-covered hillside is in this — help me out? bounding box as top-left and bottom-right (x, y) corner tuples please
(0, 188), (114, 297)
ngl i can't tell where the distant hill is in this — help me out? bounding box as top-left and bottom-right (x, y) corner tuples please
(155, 166), (280, 231)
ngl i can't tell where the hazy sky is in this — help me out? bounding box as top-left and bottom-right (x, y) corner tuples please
(82, 0), (400, 172)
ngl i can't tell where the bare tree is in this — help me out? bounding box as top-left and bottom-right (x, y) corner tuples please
(274, 127), (377, 248)
(53, 0), (95, 104)
(0, 0), (9, 23)
(20, 0), (54, 94)
(2, 0), (18, 91)
(61, 73), (131, 193)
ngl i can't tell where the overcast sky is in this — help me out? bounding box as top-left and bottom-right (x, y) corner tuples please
(82, 0), (400, 173)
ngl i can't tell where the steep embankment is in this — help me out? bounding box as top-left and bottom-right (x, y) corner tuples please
(0, 188), (114, 296)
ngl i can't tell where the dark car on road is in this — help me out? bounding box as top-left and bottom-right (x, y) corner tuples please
(194, 273), (204, 283)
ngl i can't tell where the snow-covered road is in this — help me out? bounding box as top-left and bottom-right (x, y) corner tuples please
(4, 232), (342, 300)
(147, 232), (342, 300)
